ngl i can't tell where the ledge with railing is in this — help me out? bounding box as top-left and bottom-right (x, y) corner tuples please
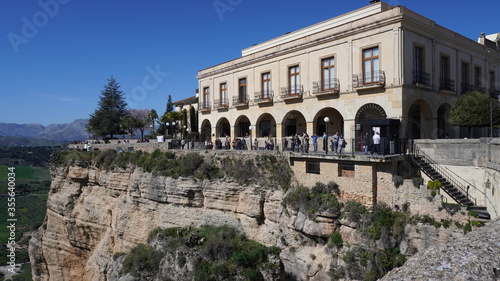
(232, 96), (249, 107)
(353, 70), (385, 89)
(214, 99), (229, 110)
(313, 79), (340, 95)
(280, 85), (304, 100)
(439, 78), (455, 92)
(199, 101), (211, 112)
(254, 90), (274, 104)
(413, 71), (430, 87)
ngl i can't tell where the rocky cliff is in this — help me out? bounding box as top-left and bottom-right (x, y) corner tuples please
(29, 150), (475, 281)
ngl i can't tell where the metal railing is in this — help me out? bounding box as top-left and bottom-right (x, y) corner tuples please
(213, 98), (229, 109)
(413, 71), (430, 86)
(254, 90), (274, 103)
(280, 85), (304, 99)
(413, 145), (476, 206)
(353, 70), (385, 88)
(439, 78), (455, 92)
(198, 101), (211, 111)
(232, 95), (249, 106)
(313, 78), (340, 94)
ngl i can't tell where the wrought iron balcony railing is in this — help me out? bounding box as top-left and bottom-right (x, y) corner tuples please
(254, 90), (274, 104)
(313, 78), (340, 95)
(232, 95), (249, 107)
(353, 71), (385, 88)
(280, 85), (304, 100)
(413, 71), (430, 86)
(199, 101), (211, 112)
(460, 83), (474, 94)
(439, 78), (455, 92)
(214, 98), (229, 109)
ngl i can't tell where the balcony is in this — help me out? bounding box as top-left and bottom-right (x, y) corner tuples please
(214, 98), (229, 110)
(254, 90), (274, 104)
(460, 83), (473, 94)
(353, 71), (385, 89)
(439, 78), (455, 92)
(474, 85), (486, 94)
(313, 79), (340, 96)
(199, 101), (211, 113)
(280, 85), (304, 101)
(233, 95), (249, 108)
(413, 71), (430, 87)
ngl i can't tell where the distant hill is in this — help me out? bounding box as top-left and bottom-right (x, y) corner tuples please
(0, 136), (69, 147)
(0, 119), (88, 143)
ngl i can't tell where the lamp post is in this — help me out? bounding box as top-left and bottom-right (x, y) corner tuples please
(249, 125), (254, 150)
(324, 117), (330, 155)
(183, 125), (186, 139)
(166, 122), (170, 139)
(172, 121), (176, 139)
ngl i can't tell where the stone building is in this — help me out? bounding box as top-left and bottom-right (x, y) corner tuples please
(196, 1), (500, 150)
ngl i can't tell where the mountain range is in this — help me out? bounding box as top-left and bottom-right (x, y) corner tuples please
(0, 119), (89, 142)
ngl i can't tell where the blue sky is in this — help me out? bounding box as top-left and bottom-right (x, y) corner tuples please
(1, 0), (499, 126)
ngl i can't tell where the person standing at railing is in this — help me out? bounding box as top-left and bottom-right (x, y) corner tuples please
(311, 134), (318, 152)
(332, 132), (339, 154)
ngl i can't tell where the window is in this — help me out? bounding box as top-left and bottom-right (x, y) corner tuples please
(413, 46), (425, 83)
(239, 78), (247, 103)
(338, 163), (355, 178)
(203, 87), (210, 108)
(262, 72), (271, 99)
(440, 55), (452, 91)
(461, 62), (470, 93)
(220, 83), (227, 105)
(289, 65), (300, 94)
(474, 66), (482, 91)
(306, 161), (320, 174)
(363, 47), (379, 84)
(322, 57), (335, 90)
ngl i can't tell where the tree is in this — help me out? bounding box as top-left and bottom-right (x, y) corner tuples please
(157, 111), (182, 137)
(449, 91), (500, 137)
(129, 109), (151, 140)
(87, 77), (128, 138)
(166, 95), (174, 114)
(189, 106), (197, 133)
(120, 116), (142, 138)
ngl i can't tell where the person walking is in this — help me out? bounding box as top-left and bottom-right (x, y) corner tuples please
(363, 132), (369, 155)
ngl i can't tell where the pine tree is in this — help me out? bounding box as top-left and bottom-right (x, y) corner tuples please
(87, 77), (128, 138)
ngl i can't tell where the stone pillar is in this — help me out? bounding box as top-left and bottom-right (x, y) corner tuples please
(306, 121), (314, 136)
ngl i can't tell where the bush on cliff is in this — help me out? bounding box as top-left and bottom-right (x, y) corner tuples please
(283, 182), (341, 219)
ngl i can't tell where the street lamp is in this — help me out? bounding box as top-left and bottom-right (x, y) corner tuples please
(324, 117), (330, 155)
(249, 125), (254, 150)
(166, 122), (170, 139)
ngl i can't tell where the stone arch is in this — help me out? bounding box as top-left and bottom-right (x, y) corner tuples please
(234, 115), (251, 137)
(313, 108), (344, 135)
(200, 119), (212, 141)
(437, 103), (452, 139)
(215, 117), (231, 137)
(256, 113), (277, 137)
(406, 100), (433, 139)
(281, 110), (306, 137)
(355, 103), (387, 150)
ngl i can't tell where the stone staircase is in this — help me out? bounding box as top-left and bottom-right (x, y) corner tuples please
(410, 148), (491, 220)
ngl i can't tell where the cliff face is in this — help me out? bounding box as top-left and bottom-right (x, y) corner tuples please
(30, 152), (342, 280)
(29, 151), (471, 281)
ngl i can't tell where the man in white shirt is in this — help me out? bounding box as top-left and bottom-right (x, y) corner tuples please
(372, 131), (380, 155)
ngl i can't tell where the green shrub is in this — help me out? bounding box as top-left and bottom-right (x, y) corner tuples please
(427, 180), (441, 190)
(412, 177), (423, 188)
(392, 175), (404, 188)
(121, 244), (163, 277)
(341, 200), (368, 225)
(327, 231), (343, 248)
(283, 182), (340, 218)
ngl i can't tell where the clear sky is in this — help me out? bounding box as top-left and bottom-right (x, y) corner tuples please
(1, 0), (499, 126)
